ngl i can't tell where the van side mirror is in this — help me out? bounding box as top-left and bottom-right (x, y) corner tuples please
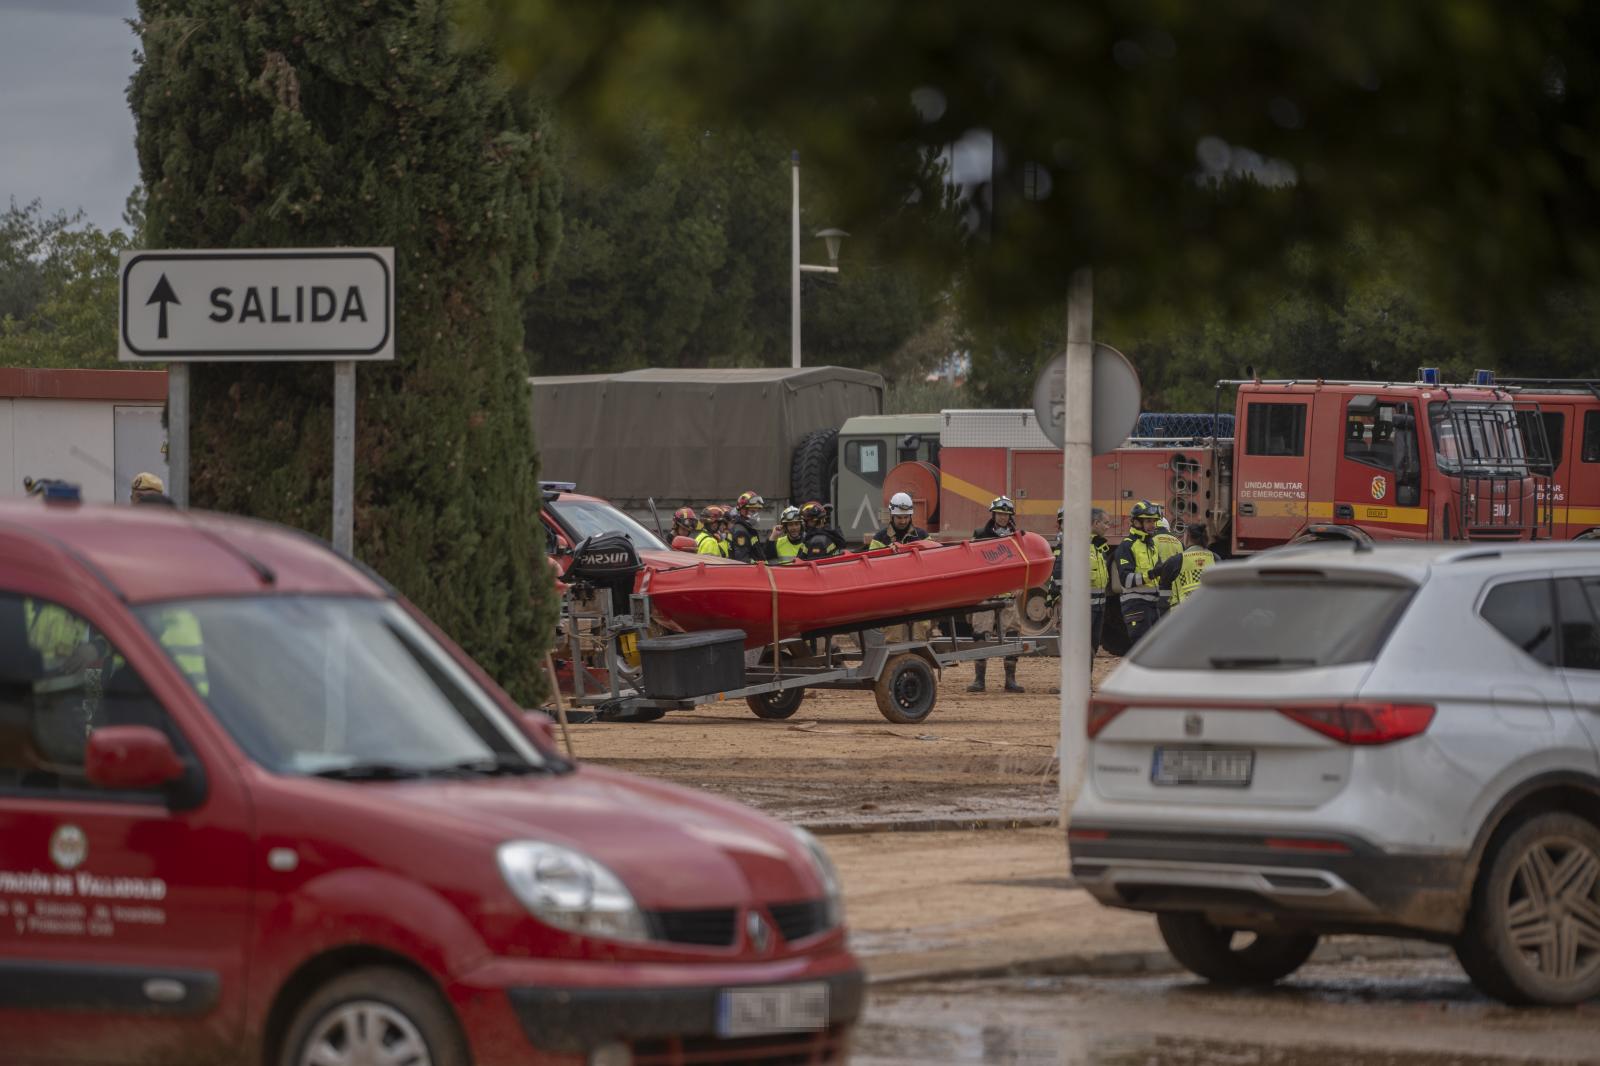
(513, 709), (574, 771)
(516, 709), (560, 749)
(85, 726), (185, 792)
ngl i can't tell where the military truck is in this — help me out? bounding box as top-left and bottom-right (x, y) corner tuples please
(528, 366), (883, 532)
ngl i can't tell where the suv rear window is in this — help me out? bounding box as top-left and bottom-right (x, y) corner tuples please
(1130, 579), (1415, 670)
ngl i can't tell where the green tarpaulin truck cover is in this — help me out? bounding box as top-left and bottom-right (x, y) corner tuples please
(529, 366), (883, 507)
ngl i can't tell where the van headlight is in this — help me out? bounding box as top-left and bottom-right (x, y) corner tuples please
(497, 841), (652, 943)
(791, 827), (845, 929)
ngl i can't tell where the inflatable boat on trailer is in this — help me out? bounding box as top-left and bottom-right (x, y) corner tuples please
(557, 531), (1053, 723)
(641, 533), (1056, 648)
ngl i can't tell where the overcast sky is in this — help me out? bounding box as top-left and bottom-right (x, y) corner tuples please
(1, 0), (141, 231)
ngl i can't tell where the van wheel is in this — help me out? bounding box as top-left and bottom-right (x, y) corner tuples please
(1157, 913), (1319, 985)
(875, 653), (937, 724)
(280, 967), (467, 1066)
(748, 687), (805, 720)
(1453, 811), (1600, 1005)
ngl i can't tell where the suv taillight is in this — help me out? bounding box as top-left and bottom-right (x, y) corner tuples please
(1278, 702), (1435, 745)
(1087, 698), (1126, 738)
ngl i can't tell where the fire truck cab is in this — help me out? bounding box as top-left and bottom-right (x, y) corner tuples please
(1219, 377), (1546, 553)
(1499, 378), (1600, 541)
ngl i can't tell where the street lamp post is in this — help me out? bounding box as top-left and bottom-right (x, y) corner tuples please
(790, 149), (848, 368)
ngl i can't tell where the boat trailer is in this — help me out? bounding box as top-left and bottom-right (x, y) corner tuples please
(556, 586), (1048, 725)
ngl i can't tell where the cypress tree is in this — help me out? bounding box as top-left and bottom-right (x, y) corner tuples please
(129, 0), (560, 700)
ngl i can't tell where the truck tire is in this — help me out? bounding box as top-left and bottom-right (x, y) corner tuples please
(1156, 913), (1319, 986)
(280, 966), (468, 1066)
(791, 428), (839, 508)
(875, 653), (938, 724)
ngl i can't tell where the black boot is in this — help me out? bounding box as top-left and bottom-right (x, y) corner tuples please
(1003, 660), (1024, 693)
(967, 659), (987, 692)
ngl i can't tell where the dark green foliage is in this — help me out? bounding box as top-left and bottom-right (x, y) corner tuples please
(130, 0), (560, 700)
(525, 123), (955, 373)
(969, 232), (1600, 413)
(479, 1), (1600, 368)
(0, 199), (130, 368)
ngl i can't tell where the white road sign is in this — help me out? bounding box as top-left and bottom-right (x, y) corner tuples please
(1031, 342), (1142, 455)
(119, 248), (394, 362)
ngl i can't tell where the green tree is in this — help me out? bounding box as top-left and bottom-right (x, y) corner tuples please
(130, 0), (561, 700)
(0, 218), (130, 370)
(479, 1), (1600, 387)
(526, 122), (955, 374)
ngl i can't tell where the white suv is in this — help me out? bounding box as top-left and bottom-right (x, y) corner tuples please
(1069, 543), (1600, 1005)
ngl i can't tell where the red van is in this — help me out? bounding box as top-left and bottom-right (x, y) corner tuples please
(0, 499), (860, 1065)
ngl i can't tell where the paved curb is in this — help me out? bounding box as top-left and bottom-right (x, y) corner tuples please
(803, 815), (1059, 836)
(867, 936), (1451, 987)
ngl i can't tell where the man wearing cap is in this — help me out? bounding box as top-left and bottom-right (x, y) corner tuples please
(130, 472), (175, 506)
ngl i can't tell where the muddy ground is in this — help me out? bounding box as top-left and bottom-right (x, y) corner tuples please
(856, 960), (1600, 1064)
(561, 653), (1114, 824)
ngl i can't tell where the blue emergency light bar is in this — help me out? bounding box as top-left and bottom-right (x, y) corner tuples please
(1419, 367), (1440, 386)
(1474, 369), (1495, 386)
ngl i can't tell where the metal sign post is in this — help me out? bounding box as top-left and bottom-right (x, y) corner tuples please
(118, 247), (395, 558)
(166, 364), (190, 508)
(1059, 269), (1094, 822)
(1032, 280), (1142, 822)
(332, 362), (356, 557)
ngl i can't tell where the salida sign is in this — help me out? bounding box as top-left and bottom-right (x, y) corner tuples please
(119, 248), (394, 362)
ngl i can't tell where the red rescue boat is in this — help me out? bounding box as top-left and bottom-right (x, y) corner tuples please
(640, 533), (1055, 648)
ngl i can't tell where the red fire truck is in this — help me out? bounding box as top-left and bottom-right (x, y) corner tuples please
(894, 375), (1550, 553)
(1498, 378), (1600, 541)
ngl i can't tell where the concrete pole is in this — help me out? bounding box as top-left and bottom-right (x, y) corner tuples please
(167, 363), (189, 508)
(790, 150), (802, 369)
(1058, 268), (1093, 821)
(332, 361), (355, 557)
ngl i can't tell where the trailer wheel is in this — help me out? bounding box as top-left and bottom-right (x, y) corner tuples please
(875, 653), (937, 724)
(747, 687), (805, 720)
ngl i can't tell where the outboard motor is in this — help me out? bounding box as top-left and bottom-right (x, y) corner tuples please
(568, 533), (642, 617)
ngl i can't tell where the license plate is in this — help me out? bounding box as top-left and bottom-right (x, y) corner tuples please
(1152, 747), (1254, 787)
(716, 983), (829, 1038)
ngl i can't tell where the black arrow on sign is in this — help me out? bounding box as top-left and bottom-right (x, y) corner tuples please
(146, 274), (179, 340)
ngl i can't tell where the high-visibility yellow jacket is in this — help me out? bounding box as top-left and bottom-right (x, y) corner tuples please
(24, 600), (88, 671)
(695, 531), (727, 557)
(146, 606), (209, 696)
(1114, 530), (1160, 601)
(1172, 546), (1219, 606)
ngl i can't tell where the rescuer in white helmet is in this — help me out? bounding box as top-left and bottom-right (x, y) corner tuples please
(866, 492), (929, 550)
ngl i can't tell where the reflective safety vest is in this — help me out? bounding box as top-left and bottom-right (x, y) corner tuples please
(147, 606), (209, 696)
(695, 531), (727, 557)
(1090, 541), (1110, 603)
(774, 536), (805, 562)
(1153, 532), (1183, 601)
(1172, 546), (1218, 606)
(24, 600), (88, 671)
(1116, 532), (1161, 601)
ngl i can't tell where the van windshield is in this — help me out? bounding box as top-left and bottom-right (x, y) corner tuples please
(1130, 580), (1415, 670)
(134, 597), (545, 777)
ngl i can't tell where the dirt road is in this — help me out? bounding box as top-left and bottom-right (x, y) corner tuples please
(563, 653), (1115, 823)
